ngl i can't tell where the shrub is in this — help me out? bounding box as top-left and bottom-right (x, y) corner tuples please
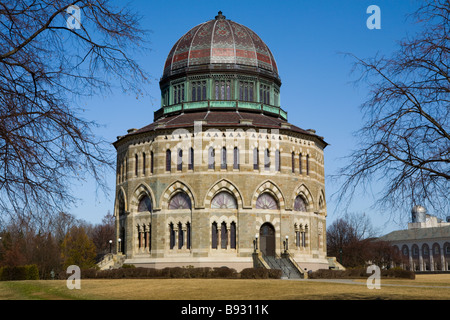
(211, 267), (238, 279)
(240, 268), (280, 279)
(0, 265), (40, 281)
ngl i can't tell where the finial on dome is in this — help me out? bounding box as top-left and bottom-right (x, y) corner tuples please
(215, 11), (226, 20)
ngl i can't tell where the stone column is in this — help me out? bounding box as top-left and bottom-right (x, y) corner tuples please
(441, 248), (446, 271)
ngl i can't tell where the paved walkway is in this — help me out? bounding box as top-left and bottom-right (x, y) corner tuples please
(289, 278), (450, 289)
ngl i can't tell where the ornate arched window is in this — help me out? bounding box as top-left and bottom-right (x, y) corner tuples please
(169, 192), (192, 210)
(138, 195), (152, 212)
(211, 192), (237, 209)
(293, 195), (307, 212)
(256, 193), (279, 210)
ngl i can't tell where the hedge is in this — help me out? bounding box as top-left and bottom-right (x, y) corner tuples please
(308, 267), (415, 280)
(60, 266), (283, 280)
(0, 265), (40, 281)
(63, 266), (240, 279)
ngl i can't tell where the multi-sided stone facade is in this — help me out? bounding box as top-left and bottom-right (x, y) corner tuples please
(112, 12), (330, 272)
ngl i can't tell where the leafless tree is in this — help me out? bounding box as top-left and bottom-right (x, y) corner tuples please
(334, 0), (450, 221)
(0, 1), (149, 221)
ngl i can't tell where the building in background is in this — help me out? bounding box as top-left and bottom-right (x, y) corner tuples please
(379, 205), (450, 272)
(111, 12), (331, 275)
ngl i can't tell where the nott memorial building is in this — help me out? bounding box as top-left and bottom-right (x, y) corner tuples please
(112, 12), (331, 275)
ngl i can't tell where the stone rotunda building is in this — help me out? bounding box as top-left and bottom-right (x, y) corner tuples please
(113, 12), (330, 273)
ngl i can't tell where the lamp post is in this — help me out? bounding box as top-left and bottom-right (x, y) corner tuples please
(253, 233), (259, 252)
(118, 238), (122, 254)
(109, 239), (112, 254)
(283, 235), (289, 253)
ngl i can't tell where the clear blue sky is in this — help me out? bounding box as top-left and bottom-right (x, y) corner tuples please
(72, 0), (423, 235)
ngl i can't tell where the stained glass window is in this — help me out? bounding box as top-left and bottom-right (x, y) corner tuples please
(211, 192), (237, 209)
(293, 196), (307, 212)
(138, 195), (152, 212)
(256, 193), (279, 210)
(169, 192), (192, 210)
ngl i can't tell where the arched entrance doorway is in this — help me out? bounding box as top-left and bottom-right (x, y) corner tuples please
(260, 223), (275, 256)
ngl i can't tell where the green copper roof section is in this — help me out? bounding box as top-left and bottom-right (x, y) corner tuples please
(156, 101), (288, 121)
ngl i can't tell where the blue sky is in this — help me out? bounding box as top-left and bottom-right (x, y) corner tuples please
(72, 0), (423, 234)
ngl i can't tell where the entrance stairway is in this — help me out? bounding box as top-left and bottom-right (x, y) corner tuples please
(254, 252), (305, 279)
(97, 253), (126, 270)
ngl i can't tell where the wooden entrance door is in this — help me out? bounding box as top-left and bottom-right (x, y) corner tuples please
(260, 223), (275, 256)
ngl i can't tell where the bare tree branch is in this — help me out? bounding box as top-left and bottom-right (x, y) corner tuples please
(0, 0), (150, 222)
(333, 0), (449, 221)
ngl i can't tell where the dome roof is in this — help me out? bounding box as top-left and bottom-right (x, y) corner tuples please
(162, 11), (279, 80)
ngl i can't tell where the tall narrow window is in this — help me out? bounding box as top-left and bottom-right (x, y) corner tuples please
(299, 153), (302, 174)
(150, 151), (154, 174)
(142, 152), (146, 175)
(291, 152), (295, 173)
(166, 149), (171, 172)
(233, 147), (239, 169)
(186, 222), (191, 250)
(208, 147), (215, 169)
(264, 149), (270, 170)
(306, 154), (310, 175)
(221, 222), (228, 249)
(188, 147), (194, 170)
(230, 222), (236, 249)
(169, 223), (175, 250)
(177, 148), (182, 171)
(135, 154), (138, 176)
(275, 149), (280, 172)
(221, 147), (227, 169)
(178, 222), (183, 249)
(301, 231), (306, 247)
(253, 148), (259, 170)
(211, 222), (218, 249)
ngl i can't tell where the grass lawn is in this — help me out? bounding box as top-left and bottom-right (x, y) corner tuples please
(0, 274), (449, 300)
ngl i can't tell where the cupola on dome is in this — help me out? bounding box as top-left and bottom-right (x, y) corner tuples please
(162, 11), (279, 81)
